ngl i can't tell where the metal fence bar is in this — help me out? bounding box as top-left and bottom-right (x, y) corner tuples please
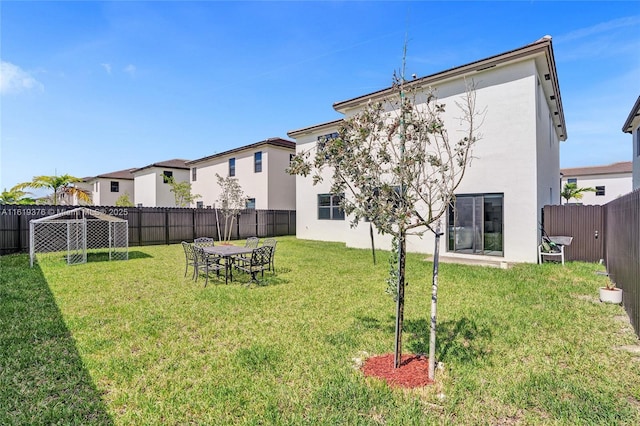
(0, 205), (296, 254)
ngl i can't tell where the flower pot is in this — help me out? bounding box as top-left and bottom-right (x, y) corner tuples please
(599, 287), (622, 304)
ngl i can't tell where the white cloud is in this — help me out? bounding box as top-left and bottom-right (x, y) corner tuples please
(555, 16), (640, 44)
(123, 64), (136, 76)
(0, 61), (44, 94)
(101, 63), (112, 74)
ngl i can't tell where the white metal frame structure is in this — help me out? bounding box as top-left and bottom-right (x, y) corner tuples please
(29, 207), (128, 267)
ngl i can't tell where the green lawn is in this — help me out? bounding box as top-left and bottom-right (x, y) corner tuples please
(2, 236), (640, 425)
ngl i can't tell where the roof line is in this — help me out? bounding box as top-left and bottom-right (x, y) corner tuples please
(186, 137), (295, 165)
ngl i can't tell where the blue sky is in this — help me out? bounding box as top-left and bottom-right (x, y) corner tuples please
(1, 1), (639, 193)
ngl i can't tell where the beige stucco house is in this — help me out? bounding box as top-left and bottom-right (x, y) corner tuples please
(561, 162), (632, 205)
(80, 168), (136, 206)
(132, 159), (190, 207)
(186, 138), (296, 210)
(288, 36), (566, 264)
(623, 95), (640, 191)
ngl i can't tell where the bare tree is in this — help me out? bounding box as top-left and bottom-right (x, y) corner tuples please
(215, 174), (247, 242)
(288, 47), (483, 377)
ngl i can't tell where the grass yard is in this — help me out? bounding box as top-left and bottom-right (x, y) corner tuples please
(2, 236), (640, 425)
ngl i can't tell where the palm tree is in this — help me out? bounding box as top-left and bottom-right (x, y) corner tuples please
(0, 186), (35, 204)
(560, 182), (596, 204)
(14, 174), (91, 206)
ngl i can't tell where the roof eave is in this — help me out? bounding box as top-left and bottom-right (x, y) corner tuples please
(332, 36), (567, 142)
(622, 95), (640, 133)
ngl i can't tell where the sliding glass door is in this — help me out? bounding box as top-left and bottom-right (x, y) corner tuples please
(448, 194), (503, 256)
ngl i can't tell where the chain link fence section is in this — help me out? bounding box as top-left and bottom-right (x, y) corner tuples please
(29, 207), (128, 267)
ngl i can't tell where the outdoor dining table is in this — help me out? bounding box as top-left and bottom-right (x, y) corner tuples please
(202, 245), (254, 283)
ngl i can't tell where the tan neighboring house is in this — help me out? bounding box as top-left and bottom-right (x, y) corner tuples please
(561, 162), (632, 205)
(132, 159), (190, 207)
(623, 95), (640, 191)
(80, 168), (136, 206)
(186, 138), (296, 210)
(288, 36), (566, 264)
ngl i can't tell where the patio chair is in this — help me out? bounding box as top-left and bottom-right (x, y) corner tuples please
(181, 241), (197, 279)
(234, 245), (272, 284)
(244, 237), (260, 249)
(262, 238), (277, 272)
(193, 246), (224, 287)
(194, 237), (216, 248)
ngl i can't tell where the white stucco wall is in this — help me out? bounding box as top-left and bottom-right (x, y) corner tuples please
(134, 170), (157, 207)
(561, 173), (632, 205)
(156, 168), (189, 207)
(93, 179), (135, 206)
(266, 146), (296, 210)
(190, 145), (295, 210)
(291, 58), (559, 263)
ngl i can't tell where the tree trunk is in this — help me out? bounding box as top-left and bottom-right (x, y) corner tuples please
(393, 230), (406, 368)
(429, 222), (443, 379)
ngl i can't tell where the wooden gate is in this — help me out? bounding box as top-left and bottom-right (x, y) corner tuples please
(542, 205), (604, 262)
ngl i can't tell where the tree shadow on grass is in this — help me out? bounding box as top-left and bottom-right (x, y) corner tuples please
(405, 317), (493, 364)
(0, 254), (113, 425)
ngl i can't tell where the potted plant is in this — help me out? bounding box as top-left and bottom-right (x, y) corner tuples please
(599, 280), (622, 304)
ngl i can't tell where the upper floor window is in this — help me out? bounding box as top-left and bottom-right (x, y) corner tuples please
(246, 198), (256, 209)
(229, 158), (236, 177)
(567, 178), (577, 185)
(317, 132), (339, 154)
(192, 167), (197, 181)
(162, 171), (173, 183)
(110, 181), (119, 192)
(196, 201), (204, 208)
(595, 186), (605, 196)
(318, 193), (345, 220)
(254, 151), (262, 173)
(636, 127), (640, 157)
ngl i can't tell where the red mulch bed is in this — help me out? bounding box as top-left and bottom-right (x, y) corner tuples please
(361, 353), (433, 388)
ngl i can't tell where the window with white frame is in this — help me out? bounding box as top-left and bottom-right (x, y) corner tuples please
(595, 186), (605, 196)
(192, 167), (197, 181)
(318, 193), (345, 220)
(567, 178), (577, 185)
(246, 198), (256, 209)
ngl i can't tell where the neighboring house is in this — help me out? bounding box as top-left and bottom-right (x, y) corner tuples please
(288, 36), (566, 264)
(622, 95), (640, 191)
(132, 159), (190, 207)
(186, 137), (296, 210)
(80, 168), (136, 206)
(560, 162), (632, 205)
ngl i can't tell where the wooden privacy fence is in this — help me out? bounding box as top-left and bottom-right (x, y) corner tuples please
(0, 205), (296, 255)
(543, 189), (640, 337)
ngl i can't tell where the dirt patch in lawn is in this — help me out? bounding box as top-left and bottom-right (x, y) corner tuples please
(362, 353), (433, 388)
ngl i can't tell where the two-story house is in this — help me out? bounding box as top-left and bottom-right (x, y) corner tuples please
(561, 162), (632, 205)
(186, 138), (296, 210)
(288, 36), (566, 264)
(81, 168), (136, 206)
(132, 159), (190, 207)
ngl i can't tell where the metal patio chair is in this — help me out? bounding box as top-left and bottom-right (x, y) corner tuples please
(193, 246), (224, 287)
(262, 238), (277, 273)
(234, 245), (272, 285)
(181, 241), (197, 279)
